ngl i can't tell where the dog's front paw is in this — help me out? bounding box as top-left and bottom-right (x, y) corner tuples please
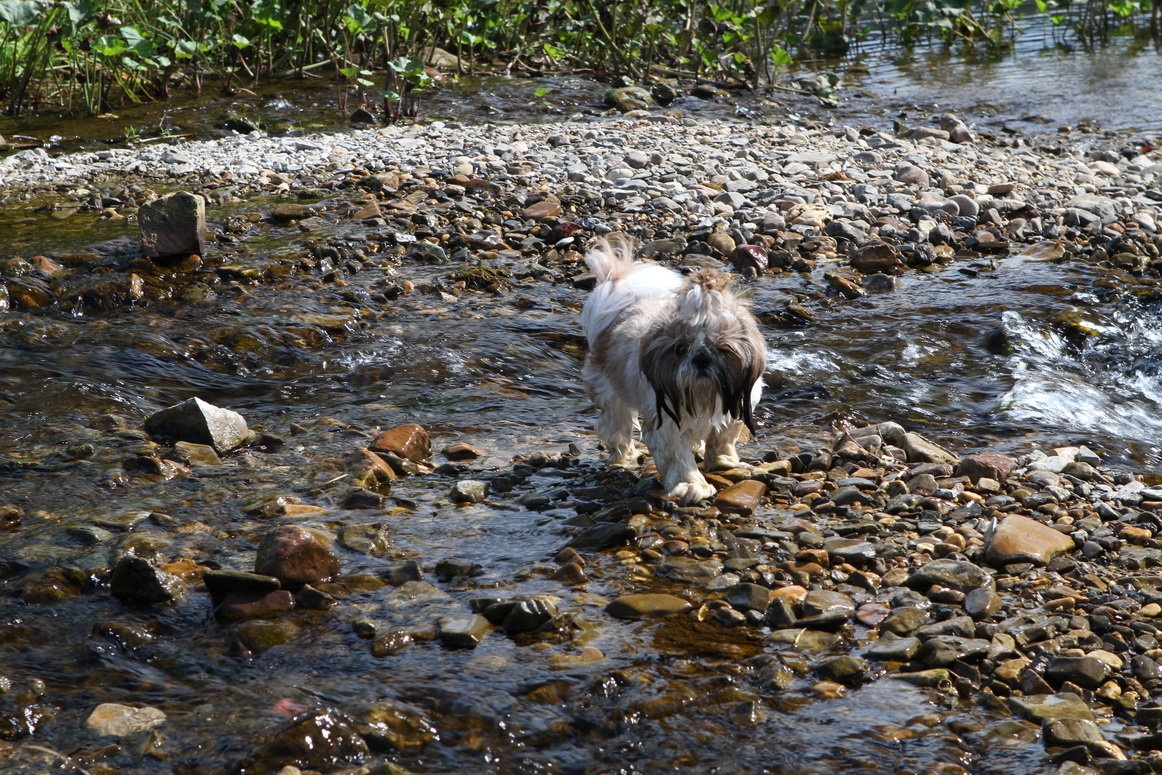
(667, 480), (717, 505)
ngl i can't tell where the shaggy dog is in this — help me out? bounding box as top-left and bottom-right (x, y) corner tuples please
(581, 237), (766, 504)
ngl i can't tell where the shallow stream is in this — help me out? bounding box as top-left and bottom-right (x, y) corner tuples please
(2, 20), (1162, 775)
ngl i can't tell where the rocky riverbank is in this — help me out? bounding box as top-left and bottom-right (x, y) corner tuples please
(2, 109), (1162, 773)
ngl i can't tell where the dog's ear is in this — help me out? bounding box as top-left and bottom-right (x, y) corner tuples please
(715, 329), (766, 434)
(640, 328), (686, 429)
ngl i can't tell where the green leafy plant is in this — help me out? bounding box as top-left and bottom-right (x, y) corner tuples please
(1, 0), (1159, 118)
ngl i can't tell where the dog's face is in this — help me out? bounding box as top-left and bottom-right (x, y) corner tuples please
(640, 271), (765, 432)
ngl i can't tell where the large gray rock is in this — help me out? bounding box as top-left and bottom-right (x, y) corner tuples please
(138, 191), (206, 258)
(144, 397), (253, 453)
(907, 559), (991, 592)
(901, 433), (958, 464)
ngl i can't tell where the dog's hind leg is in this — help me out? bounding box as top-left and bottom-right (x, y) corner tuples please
(596, 399), (639, 467)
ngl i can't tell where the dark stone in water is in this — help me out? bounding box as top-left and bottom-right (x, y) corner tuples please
(350, 106), (376, 123)
(435, 557), (481, 581)
(295, 585), (335, 610)
(731, 245), (768, 273)
(570, 523), (635, 551)
(239, 711), (369, 773)
(501, 597), (560, 633)
(110, 555), (185, 605)
(1045, 655), (1111, 690)
(725, 583), (772, 612)
(383, 560), (424, 586)
(214, 589), (295, 621)
(202, 569), (281, 605)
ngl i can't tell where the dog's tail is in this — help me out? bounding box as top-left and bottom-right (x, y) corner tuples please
(584, 236), (636, 285)
(676, 269), (733, 327)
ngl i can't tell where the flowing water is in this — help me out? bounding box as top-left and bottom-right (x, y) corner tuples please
(836, 17), (1162, 135)
(1, 22), (1161, 775)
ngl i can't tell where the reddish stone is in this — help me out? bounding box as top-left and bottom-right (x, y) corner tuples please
(254, 525), (340, 586)
(369, 423), (431, 463)
(714, 479), (766, 514)
(957, 452), (1017, 483)
(215, 589), (295, 620)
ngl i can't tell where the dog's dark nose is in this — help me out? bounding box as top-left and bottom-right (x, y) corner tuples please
(691, 350), (712, 370)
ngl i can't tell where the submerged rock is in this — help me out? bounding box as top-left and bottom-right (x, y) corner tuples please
(242, 711), (369, 772)
(353, 698), (438, 750)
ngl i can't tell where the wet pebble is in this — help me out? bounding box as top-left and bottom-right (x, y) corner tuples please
(86, 702), (167, 737)
(605, 593), (692, 619)
(436, 613), (490, 648)
(254, 525), (341, 586)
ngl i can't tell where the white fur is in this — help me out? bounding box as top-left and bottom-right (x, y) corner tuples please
(581, 238), (765, 505)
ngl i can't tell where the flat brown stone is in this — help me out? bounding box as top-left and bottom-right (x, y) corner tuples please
(605, 593), (691, 619)
(986, 514), (1075, 566)
(714, 479), (766, 514)
(270, 203), (315, 221)
(523, 199), (562, 220)
(351, 201), (381, 221)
